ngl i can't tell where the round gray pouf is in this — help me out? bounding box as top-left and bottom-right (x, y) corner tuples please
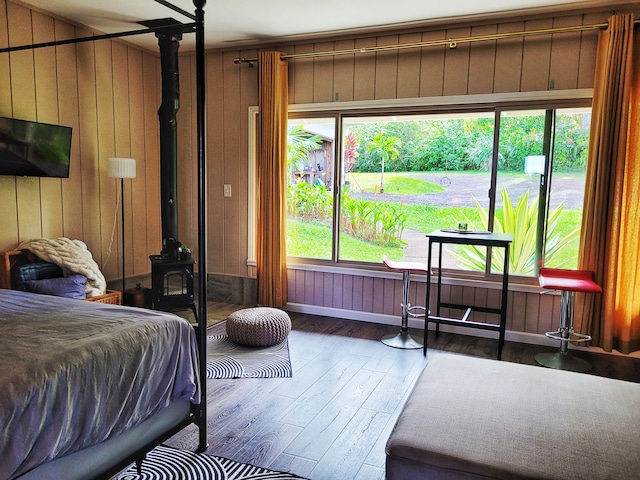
(226, 307), (291, 347)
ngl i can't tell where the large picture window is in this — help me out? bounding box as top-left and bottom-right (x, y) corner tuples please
(285, 101), (590, 279)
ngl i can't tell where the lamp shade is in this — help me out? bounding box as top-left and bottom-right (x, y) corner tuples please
(108, 157), (137, 179)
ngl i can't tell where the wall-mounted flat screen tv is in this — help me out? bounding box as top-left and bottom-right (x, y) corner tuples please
(0, 116), (72, 178)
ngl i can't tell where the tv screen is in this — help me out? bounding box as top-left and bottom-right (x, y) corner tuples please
(0, 116), (72, 178)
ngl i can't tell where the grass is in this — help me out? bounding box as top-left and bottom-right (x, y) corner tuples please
(286, 219), (404, 262)
(347, 172), (445, 194)
(287, 172), (582, 271)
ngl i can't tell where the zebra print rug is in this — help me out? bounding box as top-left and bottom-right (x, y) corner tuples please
(206, 335), (292, 378)
(115, 445), (307, 479)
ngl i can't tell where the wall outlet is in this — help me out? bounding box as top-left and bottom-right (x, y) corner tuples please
(223, 184), (232, 197)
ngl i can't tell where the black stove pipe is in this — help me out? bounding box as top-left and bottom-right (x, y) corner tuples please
(157, 28), (182, 257)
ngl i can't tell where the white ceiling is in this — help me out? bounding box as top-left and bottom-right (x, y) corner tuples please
(16, 0), (624, 52)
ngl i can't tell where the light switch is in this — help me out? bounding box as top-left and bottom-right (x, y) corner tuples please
(223, 184), (232, 197)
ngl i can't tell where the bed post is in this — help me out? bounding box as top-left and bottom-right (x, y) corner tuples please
(194, 0), (209, 453)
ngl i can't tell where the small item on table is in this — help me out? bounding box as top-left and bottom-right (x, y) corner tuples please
(458, 222), (468, 232)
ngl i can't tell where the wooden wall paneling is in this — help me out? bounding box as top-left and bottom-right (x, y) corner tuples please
(112, 41), (132, 280)
(443, 27), (471, 96)
(382, 276), (396, 316)
(33, 12), (63, 239)
(510, 290), (527, 332)
(342, 273), (354, 311)
(353, 37), (376, 101)
(351, 274), (364, 311)
(419, 30), (446, 97)
(313, 42), (334, 104)
(396, 32), (422, 99)
(0, 0), (9, 114)
(322, 271), (334, 307)
(374, 35), (399, 100)
(303, 270), (315, 305)
(312, 271), (323, 305)
(292, 43), (314, 105)
(332, 270), (343, 309)
(471, 284), (488, 324)
(127, 47), (148, 276)
(362, 275), (375, 312)
(486, 287), (501, 326)
(461, 285), (476, 322)
(205, 51), (224, 273)
(548, 15), (583, 91)
(523, 286), (541, 333)
(142, 51), (161, 260)
(493, 22), (524, 93)
(0, 0), (18, 251)
(295, 268), (305, 304)
(55, 21), (84, 242)
(371, 275), (385, 314)
(577, 13), (602, 90)
(287, 268), (297, 303)
(238, 48), (258, 277)
(468, 24), (497, 95)
(94, 38), (117, 278)
(75, 29), (101, 260)
(8, 2), (42, 243)
(520, 18), (553, 92)
(332, 40), (355, 103)
(413, 279), (427, 319)
(222, 50), (242, 275)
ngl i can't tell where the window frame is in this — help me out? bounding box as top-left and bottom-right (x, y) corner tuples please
(249, 90), (593, 283)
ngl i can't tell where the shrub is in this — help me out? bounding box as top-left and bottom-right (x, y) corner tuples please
(451, 188), (579, 275)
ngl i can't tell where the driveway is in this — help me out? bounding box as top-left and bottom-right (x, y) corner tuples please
(353, 172), (585, 209)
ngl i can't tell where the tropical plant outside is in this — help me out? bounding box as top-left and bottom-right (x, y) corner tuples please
(450, 188), (580, 275)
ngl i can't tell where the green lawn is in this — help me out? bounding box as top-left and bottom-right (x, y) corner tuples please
(347, 172), (445, 194)
(287, 172), (582, 271)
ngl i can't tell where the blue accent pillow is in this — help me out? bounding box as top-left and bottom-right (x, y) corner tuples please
(14, 261), (64, 290)
(23, 274), (87, 299)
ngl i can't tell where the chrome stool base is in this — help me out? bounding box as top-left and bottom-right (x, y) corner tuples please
(534, 352), (592, 373)
(382, 330), (423, 349)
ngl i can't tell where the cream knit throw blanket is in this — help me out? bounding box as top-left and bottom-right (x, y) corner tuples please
(18, 238), (107, 297)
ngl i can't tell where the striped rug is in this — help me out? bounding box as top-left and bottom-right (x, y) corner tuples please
(206, 335), (292, 379)
(115, 445), (306, 479)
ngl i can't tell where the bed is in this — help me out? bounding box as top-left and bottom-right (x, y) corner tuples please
(0, 289), (201, 480)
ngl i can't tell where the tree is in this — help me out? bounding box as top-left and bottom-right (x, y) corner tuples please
(287, 125), (322, 174)
(367, 132), (401, 193)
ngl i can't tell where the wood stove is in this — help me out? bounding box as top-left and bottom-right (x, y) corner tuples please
(148, 22), (196, 320)
(150, 254), (195, 316)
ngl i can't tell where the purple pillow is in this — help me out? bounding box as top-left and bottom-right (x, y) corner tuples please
(23, 274), (87, 299)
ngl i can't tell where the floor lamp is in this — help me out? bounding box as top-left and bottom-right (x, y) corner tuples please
(108, 157), (137, 294)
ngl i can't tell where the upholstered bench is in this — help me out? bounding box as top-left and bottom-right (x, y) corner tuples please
(226, 307), (291, 347)
(386, 354), (640, 480)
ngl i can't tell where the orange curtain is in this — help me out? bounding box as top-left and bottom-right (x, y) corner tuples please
(575, 15), (640, 354)
(256, 52), (288, 307)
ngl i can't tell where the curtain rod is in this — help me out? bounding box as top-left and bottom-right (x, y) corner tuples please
(234, 20), (636, 65)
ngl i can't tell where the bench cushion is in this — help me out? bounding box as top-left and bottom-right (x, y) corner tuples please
(386, 354), (640, 480)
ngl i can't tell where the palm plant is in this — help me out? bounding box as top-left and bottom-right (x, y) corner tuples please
(451, 188), (579, 275)
(367, 132), (401, 193)
(287, 125), (322, 174)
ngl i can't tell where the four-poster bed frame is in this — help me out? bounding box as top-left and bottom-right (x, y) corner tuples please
(1, 1), (208, 478)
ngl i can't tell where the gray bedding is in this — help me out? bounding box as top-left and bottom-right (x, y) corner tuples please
(0, 289), (200, 480)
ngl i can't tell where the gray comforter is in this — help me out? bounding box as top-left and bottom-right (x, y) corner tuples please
(0, 290), (200, 479)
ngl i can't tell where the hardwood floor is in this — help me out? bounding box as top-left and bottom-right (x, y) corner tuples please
(166, 310), (640, 480)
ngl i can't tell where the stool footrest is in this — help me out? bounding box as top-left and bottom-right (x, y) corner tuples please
(544, 330), (591, 343)
(407, 305), (426, 318)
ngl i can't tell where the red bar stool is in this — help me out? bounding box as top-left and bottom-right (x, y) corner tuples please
(535, 268), (602, 372)
(381, 255), (427, 349)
